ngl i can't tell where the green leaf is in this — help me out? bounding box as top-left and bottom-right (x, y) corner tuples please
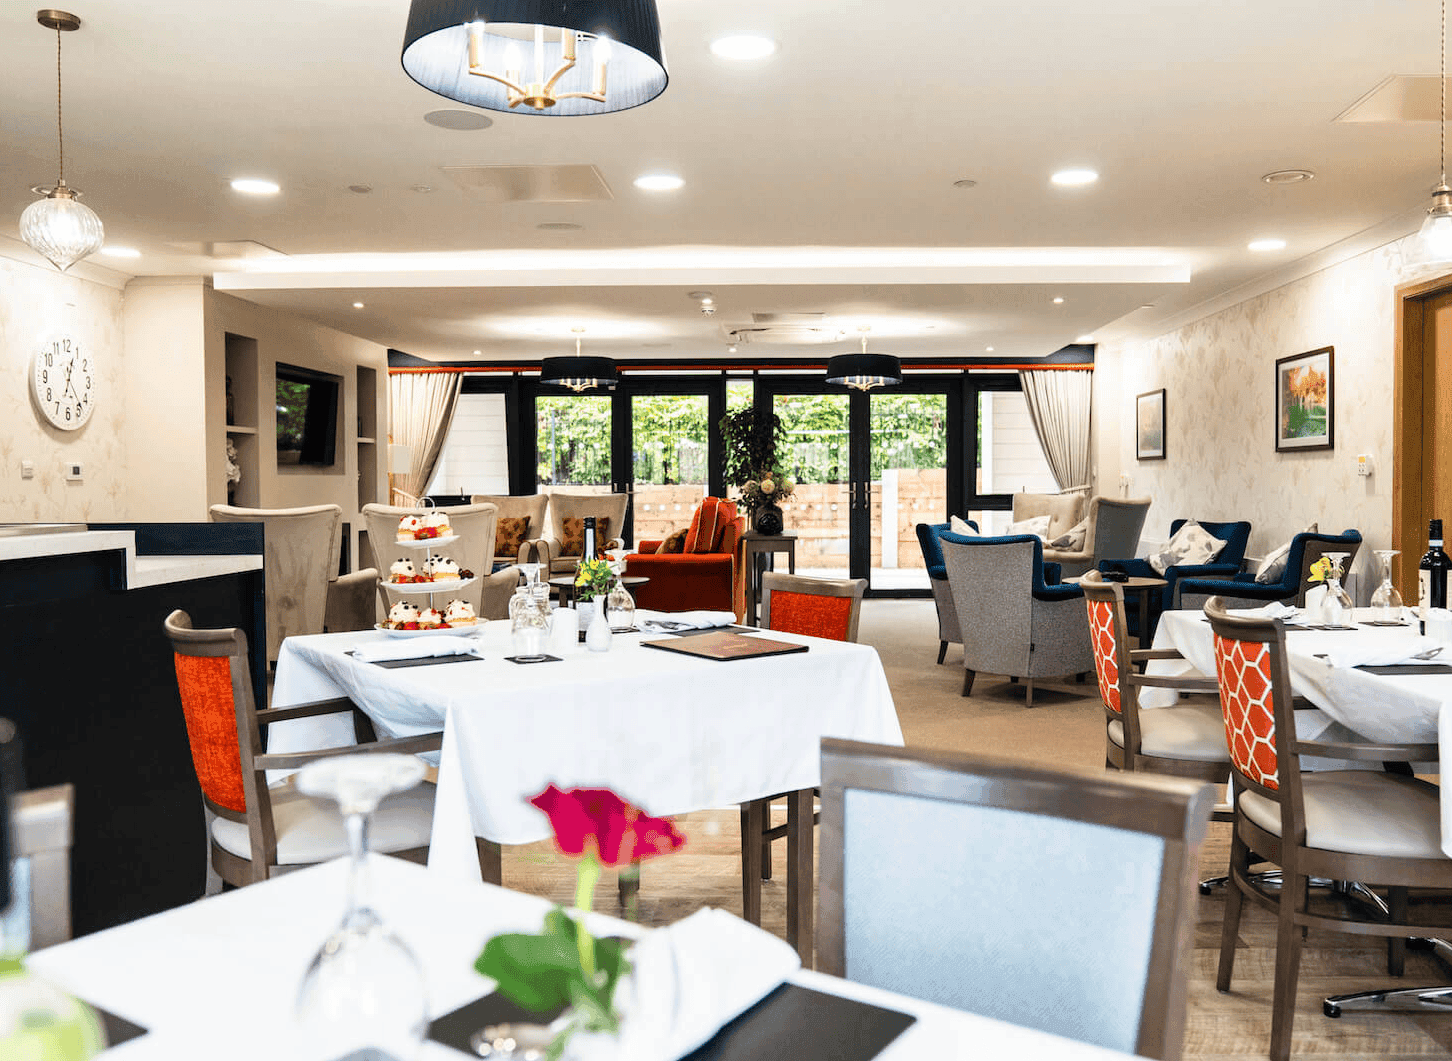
(474, 929), (580, 1013)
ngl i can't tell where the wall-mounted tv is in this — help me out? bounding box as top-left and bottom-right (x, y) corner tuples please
(276, 363), (341, 467)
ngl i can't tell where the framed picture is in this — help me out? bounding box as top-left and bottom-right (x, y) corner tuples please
(1275, 346), (1334, 452)
(1135, 389), (1166, 461)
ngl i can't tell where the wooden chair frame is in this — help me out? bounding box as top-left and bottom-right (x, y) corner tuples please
(818, 738), (1214, 1061)
(1204, 598), (1449, 1061)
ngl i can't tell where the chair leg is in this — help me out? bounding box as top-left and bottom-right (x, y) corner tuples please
(1025, 679), (1035, 708)
(937, 641), (948, 665)
(1269, 873), (1308, 1061)
(1388, 886), (1408, 976)
(761, 798), (773, 881)
(740, 800), (765, 926)
(1217, 830), (1250, 991)
(961, 669), (976, 697)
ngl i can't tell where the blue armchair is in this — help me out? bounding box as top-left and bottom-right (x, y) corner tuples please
(1098, 519), (1252, 641)
(1177, 528), (1363, 611)
(941, 532), (1089, 707)
(917, 520), (977, 664)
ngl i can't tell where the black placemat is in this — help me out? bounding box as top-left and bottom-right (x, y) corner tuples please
(351, 652), (484, 669)
(1361, 620), (1415, 628)
(505, 654), (563, 664)
(1357, 663), (1452, 675)
(94, 1001), (147, 1047)
(428, 983), (915, 1061)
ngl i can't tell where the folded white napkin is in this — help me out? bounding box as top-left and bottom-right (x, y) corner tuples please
(351, 637), (481, 663)
(1320, 636), (1444, 669)
(1243, 601), (1298, 620)
(635, 609), (737, 632)
(621, 907), (800, 1061)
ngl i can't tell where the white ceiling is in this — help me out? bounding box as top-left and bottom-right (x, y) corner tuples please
(0, 0), (1441, 362)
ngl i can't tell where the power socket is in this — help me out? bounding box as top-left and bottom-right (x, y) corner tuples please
(20, 461), (34, 480)
(64, 461), (83, 481)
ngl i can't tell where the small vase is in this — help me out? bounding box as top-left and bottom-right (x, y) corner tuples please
(586, 604), (613, 652)
(753, 503), (784, 536)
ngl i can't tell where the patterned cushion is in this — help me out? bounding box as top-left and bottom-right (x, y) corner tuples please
(684, 497), (737, 553)
(174, 653), (246, 813)
(656, 528), (689, 554)
(561, 516), (611, 558)
(1052, 517), (1089, 551)
(1006, 515), (1052, 540)
(770, 591), (854, 641)
(949, 515), (978, 536)
(1214, 633), (1278, 789)
(495, 516), (531, 557)
(1147, 518), (1226, 575)
(1086, 598), (1121, 715)
(1255, 522), (1317, 583)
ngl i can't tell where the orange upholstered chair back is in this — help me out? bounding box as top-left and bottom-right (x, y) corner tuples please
(1212, 629), (1280, 791)
(684, 497), (739, 554)
(1086, 597), (1123, 715)
(165, 610), (259, 819)
(760, 572), (867, 643)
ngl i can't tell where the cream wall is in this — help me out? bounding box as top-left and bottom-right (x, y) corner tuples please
(1096, 237), (1411, 560)
(0, 255), (127, 522)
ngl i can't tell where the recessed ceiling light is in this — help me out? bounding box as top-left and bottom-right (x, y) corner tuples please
(100, 246), (140, 258)
(985, 346), (995, 352)
(728, 345), (738, 353)
(1052, 296), (1065, 304)
(1248, 238), (1287, 252)
(230, 178), (280, 195)
(1262, 169), (1315, 185)
(634, 173), (684, 192)
(710, 35), (777, 60)
(423, 109), (493, 131)
(537, 221), (583, 231)
(348, 184), (373, 195)
(952, 178), (978, 189)
(353, 302), (365, 309)
(1075, 334), (1095, 344)
(473, 349), (482, 356)
(412, 185), (434, 194)
(1050, 168), (1098, 187)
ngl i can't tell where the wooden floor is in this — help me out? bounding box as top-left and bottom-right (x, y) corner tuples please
(488, 601), (1452, 1059)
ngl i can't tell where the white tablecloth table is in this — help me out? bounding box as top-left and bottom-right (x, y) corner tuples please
(26, 855), (1138, 1061)
(1147, 608), (1452, 854)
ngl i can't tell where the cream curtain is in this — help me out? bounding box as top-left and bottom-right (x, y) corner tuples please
(389, 371), (462, 504)
(1018, 369), (1093, 492)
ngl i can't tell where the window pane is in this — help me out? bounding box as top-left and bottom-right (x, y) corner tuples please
(869, 393), (947, 591)
(632, 394), (709, 545)
(977, 390), (1057, 496)
(426, 392), (509, 496)
(775, 394), (850, 573)
(537, 396), (612, 487)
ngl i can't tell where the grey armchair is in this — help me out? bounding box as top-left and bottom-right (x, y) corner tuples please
(1043, 495), (1152, 578)
(942, 532), (1094, 707)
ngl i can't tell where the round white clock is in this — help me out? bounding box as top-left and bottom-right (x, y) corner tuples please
(31, 334), (96, 431)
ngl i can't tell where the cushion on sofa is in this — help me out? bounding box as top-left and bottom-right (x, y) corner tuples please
(949, 515), (979, 536)
(1255, 522), (1317, 583)
(495, 516), (531, 558)
(561, 516), (611, 558)
(1147, 519), (1226, 575)
(1006, 515), (1052, 540)
(656, 528), (689, 554)
(1051, 516), (1089, 551)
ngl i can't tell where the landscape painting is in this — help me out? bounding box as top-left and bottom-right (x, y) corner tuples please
(1275, 347), (1334, 452)
(1136, 389), (1166, 461)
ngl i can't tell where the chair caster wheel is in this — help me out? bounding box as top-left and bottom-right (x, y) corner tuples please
(1198, 882), (1213, 895)
(1323, 1001), (1342, 1018)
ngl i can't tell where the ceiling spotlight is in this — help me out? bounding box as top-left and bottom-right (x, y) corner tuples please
(537, 221), (583, 231)
(99, 246), (140, 259)
(1050, 168), (1099, 187)
(985, 346), (995, 352)
(1248, 238), (1287, 252)
(1052, 296), (1065, 304)
(1262, 169), (1315, 185)
(230, 178), (280, 195)
(634, 173), (684, 192)
(952, 178), (978, 190)
(348, 184), (373, 194)
(422, 109), (493, 131)
(710, 35), (777, 60)
(353, 302), (365, 309)
(1075, 334), (1096, 344)
(728, 344), (738, 353)
(473, 349), (482, 356)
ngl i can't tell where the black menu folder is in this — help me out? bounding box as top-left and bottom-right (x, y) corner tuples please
(641, 631), (809, 662)
(429, 982), (915, 1060)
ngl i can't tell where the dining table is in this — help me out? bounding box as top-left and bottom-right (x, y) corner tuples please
(24, 854), (1142, 1061)
(268, 619), (904, 966)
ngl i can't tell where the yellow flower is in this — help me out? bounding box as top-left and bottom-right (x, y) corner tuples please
(1307, 556), (1342, 583)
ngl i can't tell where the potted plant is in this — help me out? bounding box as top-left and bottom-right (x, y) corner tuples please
(719, 407), (792, 533)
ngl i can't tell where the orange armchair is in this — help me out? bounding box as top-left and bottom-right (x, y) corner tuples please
(625, 497), (747, 621)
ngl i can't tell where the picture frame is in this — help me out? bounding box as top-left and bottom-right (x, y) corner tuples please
(1275, 346), (1334, 452)
(1135, 388), (1166, 461)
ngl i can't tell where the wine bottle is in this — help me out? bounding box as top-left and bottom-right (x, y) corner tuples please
(583, 515), (597, 561)
(1419, 519), (1450, 628)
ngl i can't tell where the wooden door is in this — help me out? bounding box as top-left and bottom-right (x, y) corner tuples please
(1394, 278), (1452, 599)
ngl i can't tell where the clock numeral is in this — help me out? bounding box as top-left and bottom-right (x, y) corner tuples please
(41, 370), (47, 383)
(44, 353), (53, 367)
(45, 387), (52, 401)
(62, 339), (71, 353)
(65, 407), (72, 422)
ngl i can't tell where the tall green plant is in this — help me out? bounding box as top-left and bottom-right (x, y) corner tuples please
(719, 406), (786, 488)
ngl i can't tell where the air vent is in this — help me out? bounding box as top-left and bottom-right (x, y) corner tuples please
(441, 164), (613, 202)
(750, 311), (826, 325)
(723, 323), (842, 345)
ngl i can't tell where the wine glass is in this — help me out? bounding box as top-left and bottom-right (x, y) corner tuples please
(1371, 549), (1405, 622)
(1318, 551), (1354, 627)
(294, 753), (430, 1057)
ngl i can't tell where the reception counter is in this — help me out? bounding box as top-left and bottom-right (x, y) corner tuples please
(0, 523), (264, 934)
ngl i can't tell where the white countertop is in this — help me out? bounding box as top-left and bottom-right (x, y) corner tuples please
(0, 528), (261, 589)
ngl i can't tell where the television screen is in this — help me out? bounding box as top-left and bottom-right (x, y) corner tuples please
(276, 364), (340, 467)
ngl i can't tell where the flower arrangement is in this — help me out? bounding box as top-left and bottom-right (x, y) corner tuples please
(1307, 555), (1345, 584)
(475, 785), (686, 1060)
(738, 470), (796, 514)
(574, 557), (616, 601)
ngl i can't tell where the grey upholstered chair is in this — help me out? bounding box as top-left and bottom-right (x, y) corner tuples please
(916, 521), (973, 664)
(942, 532), (1093, 707)
(819, 738), (1214, 1060)
(363, 501), (500, 616)
(472, 493), (550, 568)
(531, 491), (629, 575)
(1043, 495), (1152, 578)
(210, 504), (360, 663)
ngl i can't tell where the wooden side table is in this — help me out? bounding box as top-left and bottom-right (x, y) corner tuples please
(742, 533), (797, 626)
(1068, 574), (1167, 649)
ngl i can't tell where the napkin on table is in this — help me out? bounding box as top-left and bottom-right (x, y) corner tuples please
(351, 637), (481, 664)
(1243, 601), (1298, 620)
(635, 609), (737, 632)
(1320, 636), (1444, 669)
(621, 907), (801, 1061)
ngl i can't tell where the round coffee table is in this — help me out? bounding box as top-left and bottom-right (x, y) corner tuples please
(548, 574), (649, 610)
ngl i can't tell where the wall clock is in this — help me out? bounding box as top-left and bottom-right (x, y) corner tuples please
(31, 334), (96, 430)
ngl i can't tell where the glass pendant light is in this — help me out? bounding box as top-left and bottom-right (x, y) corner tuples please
(1417, 0), (1452, 265)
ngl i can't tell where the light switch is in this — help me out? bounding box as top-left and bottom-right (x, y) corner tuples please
(20, 461), (34, 480)
(1357, 453), (1373, 477)
(65, 461), (83, 481)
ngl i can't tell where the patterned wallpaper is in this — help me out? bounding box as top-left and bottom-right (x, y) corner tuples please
(0, 257), (127, 522)
(1100, 237), (1412, 562)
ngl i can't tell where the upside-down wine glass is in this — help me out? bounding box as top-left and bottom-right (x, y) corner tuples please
(1319, 551), (1354, 627)
(295, 753), (430, 1057)
(1371, 549), (1405, 623)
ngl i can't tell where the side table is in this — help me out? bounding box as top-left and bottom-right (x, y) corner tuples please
(742, 533), (797, 627)
(1068, 574), (1167, 649)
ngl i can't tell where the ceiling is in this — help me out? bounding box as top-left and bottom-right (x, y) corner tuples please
(0, 0), (1442, 363)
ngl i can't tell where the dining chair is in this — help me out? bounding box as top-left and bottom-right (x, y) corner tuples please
(1080, 571), (1229, 782)
(818, 738), (1214, 1060)
(742, 572), (868, 899)
(1203, 597), (1451, 1061)
(363, 501), (499, 615)
(164, 609), (443, 887)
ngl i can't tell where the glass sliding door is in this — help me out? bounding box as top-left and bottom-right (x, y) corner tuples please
(868, 391), (948, 591)
(536, 395), (613, 490)
(773, 391), (853, 577)
(628, 391), (713, 545)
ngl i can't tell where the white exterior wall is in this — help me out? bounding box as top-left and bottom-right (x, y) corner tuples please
(429, 392), (510, 496)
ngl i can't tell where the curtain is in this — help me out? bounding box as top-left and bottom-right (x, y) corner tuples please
(1018, 369), (1093, 492)
(389, 371), (462, 505)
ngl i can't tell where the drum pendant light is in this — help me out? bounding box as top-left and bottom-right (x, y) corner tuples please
(826, 329), (903, 391)
(540, 331), (618, 392)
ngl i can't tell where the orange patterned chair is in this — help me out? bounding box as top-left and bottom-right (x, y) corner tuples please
(624, 496), (747, 621)
(164, 609), (442, 888)
(1204, 597), (1448, 1061)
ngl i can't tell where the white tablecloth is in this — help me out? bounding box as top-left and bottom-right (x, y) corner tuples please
(271, 622), (903, 880)
(26, 855), (1138, 1061)
(1148, 608), (1452, 854)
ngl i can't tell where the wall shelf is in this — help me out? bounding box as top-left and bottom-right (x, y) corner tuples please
(357, 436), (376, 444)
(225, 425), (258, 435)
